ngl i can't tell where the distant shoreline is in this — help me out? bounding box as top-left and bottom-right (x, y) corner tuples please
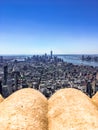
(0, 54), (98, 56)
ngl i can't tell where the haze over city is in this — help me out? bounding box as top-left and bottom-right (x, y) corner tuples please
(0, 0), (98, 55)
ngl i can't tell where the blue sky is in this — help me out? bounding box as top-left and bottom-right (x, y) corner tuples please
(0, 0), (98, 54)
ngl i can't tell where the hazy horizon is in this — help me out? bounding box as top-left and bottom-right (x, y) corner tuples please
(1, 53), (98, 56)
(0, 0), (98, 55)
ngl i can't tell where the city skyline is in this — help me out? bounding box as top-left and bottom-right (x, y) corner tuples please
(0, 0), (98, 55)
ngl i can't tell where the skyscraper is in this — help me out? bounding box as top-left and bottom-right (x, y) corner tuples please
(50, 50), (53, 59)
(0, 80), (2, 95)
(0, 56), (3, 63)
(4, 65), (8, 85)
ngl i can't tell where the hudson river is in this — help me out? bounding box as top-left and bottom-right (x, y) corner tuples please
(57, 55), (98, 67)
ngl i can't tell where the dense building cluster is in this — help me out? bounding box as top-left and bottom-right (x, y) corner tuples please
(0, 53), (98, 98)
(82, 55), (98, 62)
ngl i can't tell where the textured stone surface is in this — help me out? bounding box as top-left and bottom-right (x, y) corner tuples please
(1, 88), (98, 130)
(92, 92), (98, 107)
(0, 94), (4, 103)
(48, 88), (98, 130)
(0, 88), (48, 130)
